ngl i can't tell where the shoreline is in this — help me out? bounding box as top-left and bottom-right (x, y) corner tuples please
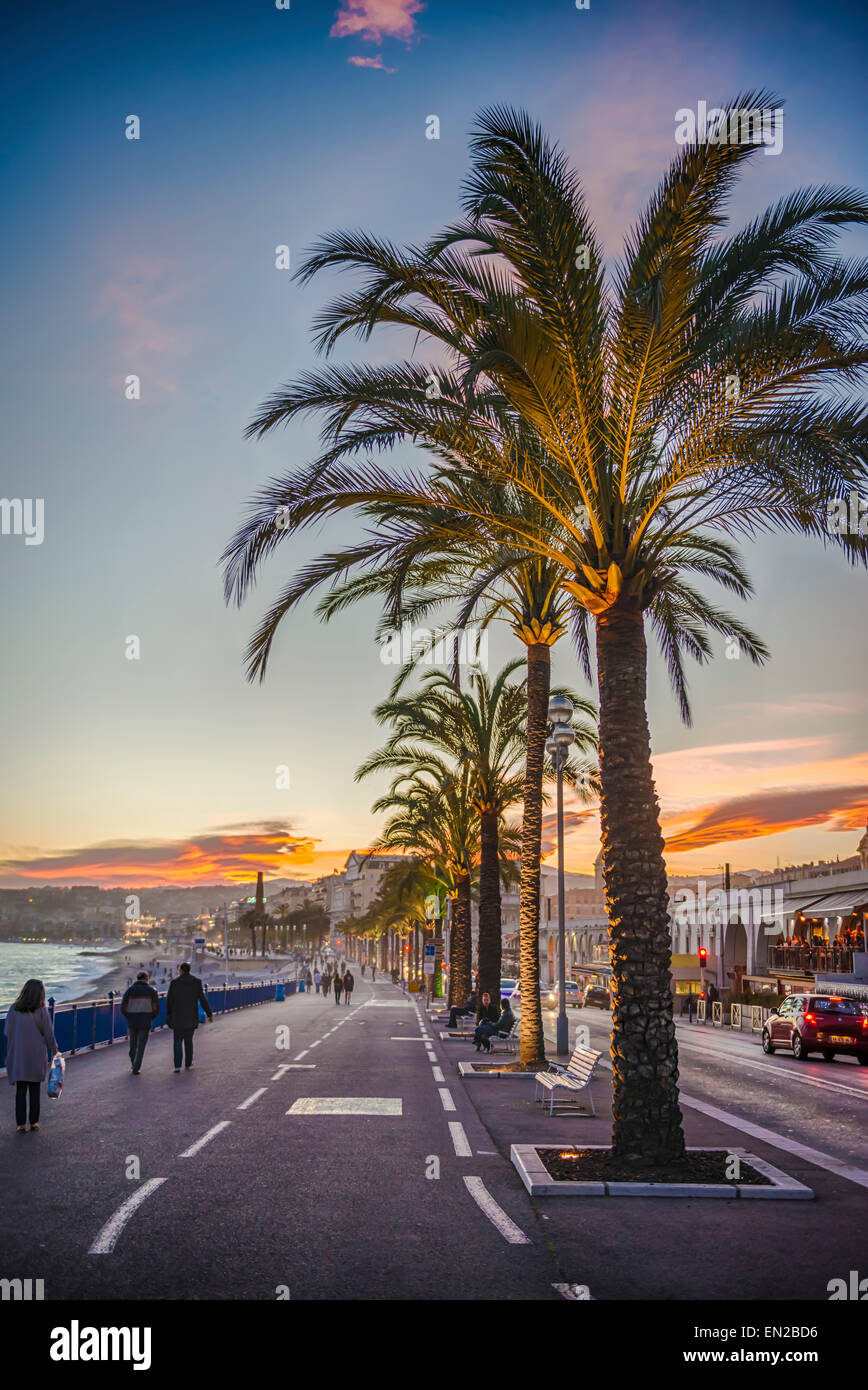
(63, 946), (302, 1005)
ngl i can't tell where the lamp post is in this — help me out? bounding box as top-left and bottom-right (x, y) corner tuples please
(547, 694), (575, 1058)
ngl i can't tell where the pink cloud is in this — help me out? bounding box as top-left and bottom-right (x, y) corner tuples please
(331, 0), (424, 44)
(348, 54), (396, 72)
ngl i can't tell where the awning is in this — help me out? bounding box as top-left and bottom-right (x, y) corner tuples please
(796, 891), (868, 919)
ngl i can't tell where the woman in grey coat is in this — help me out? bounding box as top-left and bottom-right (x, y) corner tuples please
(5, 979), (58, 1132)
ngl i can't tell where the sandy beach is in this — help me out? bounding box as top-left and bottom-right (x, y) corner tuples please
(67, 945), (300, 1004)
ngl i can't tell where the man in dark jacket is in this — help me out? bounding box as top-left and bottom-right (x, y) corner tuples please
(121, 971), (160, 1074)
(166, 963), (212, 1072)
(447, 989), (478, 1030)
(472, 992), (502, 1051)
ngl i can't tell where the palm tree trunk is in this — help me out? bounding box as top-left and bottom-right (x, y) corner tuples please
(596, 602), (684, 1165)
(518, 641), (551, 1067)
(450, 872), (473, 1005)
(477, 809), (502, 1004)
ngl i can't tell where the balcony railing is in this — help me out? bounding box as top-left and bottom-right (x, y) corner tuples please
(768, 945), (855, 975)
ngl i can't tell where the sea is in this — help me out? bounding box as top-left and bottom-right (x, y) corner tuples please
(0, 943), (121, 1011)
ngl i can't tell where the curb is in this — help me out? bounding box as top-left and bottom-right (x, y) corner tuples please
(510, 1144), (814, 1200)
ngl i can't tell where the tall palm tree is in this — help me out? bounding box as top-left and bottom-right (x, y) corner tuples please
(224, 417), (597, 1063)
(225, 100), (868, 1162)
(358, 663), (528, 1001)
(371, 763), (479, 1004)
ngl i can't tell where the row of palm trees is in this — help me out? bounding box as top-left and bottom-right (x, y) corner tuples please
(222, 99), (868, 1164)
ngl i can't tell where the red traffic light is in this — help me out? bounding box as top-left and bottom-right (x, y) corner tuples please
(698, 947), (707, 965)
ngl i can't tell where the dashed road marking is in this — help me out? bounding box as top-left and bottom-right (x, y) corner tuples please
(432, 1065), (445, 1082)
(237, 1088), (268, 1110)
(463, 1177), (530, 1245)
(294, 1050), (310, 1060)
(89, 1179), (168, 1255)
(179, 1121), (232, 1158)
(448, 1121), (472, 1156)
(438, 1087), (456, 1112)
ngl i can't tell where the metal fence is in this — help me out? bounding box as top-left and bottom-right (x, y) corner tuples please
(0, 978), (295, 1072)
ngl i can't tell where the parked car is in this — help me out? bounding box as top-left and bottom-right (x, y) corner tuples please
(762, 994), (868, 1063)
(500, 978), (521, 1009)
(580, 984), (611, 1009)
(546, 980), (582, 1009)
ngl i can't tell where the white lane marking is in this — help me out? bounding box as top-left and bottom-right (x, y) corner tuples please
(426, 1049), (437, 1060)
(677, 1037), (868, 1101)
(89, 1179), (168, 1255)
(390, 1037), (428, 1041)
(309, 1040), (321, 1048)
(432, 1065), (445, 1082)
(438, 1087), (456, 1112)
(449, 1121), (472, 1156)
(237, 1088), (268, 1110)
(463, 1177), (530, 1245)
(280, 1064), (317, 1069)
(287, 1097), (402, 1115)
(271, 1064), (291, 1080)
(294, 1050), (310, 1060)
(553, 1282), (594, 1301)
(680, 1094), (868, 1189)
(179, 1121), (232, 1158)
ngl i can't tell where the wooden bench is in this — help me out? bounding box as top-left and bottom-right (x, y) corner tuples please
(534, 1045), (602, 1116)
(482, 1019), (519, 1055)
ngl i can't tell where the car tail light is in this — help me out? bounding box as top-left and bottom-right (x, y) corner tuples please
(862, 1017), (868, 1031)
(804, 1013), (816, 1024)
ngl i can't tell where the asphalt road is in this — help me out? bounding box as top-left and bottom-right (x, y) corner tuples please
(1, 977), (562, 1301)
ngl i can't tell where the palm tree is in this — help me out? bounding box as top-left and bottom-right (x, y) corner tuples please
(225, 100), (868, 1163)
(358, 663), (526, 1001)
(224, 424), (597, 1062)
(371, 763), (479, 1005)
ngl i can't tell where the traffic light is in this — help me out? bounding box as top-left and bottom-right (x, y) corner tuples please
(698, 946), (707, 966)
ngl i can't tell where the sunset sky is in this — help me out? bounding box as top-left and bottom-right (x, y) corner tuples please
(1, 0), (866, 889)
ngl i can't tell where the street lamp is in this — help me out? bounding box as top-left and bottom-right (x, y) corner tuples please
(547, 694), (575, 1058)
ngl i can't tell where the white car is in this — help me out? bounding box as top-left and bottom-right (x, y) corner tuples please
(546, 980), (582, 1009)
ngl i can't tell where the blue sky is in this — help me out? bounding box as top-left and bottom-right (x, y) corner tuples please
(1, 0), (867, 886)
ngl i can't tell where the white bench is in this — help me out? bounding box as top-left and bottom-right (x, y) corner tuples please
(482, 1020), (519, 1055)
(534, 1045), (602, 1116)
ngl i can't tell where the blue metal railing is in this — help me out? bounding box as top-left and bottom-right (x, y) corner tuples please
(0, 978), (297, 1072)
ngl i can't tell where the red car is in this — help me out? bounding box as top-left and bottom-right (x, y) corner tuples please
(762, 994), (868, 1063)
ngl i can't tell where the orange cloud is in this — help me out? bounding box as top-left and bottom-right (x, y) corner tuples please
(0, 823), (352, 888)
(664, 785), (868, 853)
(331, 0), (424, 43)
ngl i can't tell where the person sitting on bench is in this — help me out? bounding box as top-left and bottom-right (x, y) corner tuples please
(474, 997), (515, 1053)
(473, 993), (508, 1051)
(447, 990), (478, 1029)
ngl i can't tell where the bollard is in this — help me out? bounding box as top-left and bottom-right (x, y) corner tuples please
(730, 1003), (742, 1030)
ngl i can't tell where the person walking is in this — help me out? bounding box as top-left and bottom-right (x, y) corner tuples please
(314, 969), (322, 995)
(4, 979), (58, 1132)
(343, 969), (354, 1005)
(371, 965), (376, 983)
(333, 972), (343, 1005)
(321, 970), (331, 999)
(166, 962), (212, 1072)
(120, 971), (160, 1074)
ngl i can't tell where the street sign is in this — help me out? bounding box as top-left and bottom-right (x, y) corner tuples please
(423, 944), (436, 975)
(193, 937), (205, 947)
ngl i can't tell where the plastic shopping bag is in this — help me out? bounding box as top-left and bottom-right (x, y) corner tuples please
(47, 1053), (65, 1099)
